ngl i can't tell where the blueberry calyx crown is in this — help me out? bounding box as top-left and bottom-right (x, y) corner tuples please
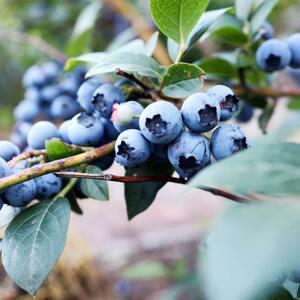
(198, 105), (218, 126)
(145, 114), (167, 137)
(266, 54), (281, 68)
(220, 95), (239, 112)
(178, 155), (199, 171)
(117, 141), (135, 160)
(92, 93), (107, 113)
(77, 112), (95, 128)
(233, 137), (249, 152)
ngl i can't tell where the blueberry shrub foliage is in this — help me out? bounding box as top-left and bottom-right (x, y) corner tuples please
(1, 0), (300, 298)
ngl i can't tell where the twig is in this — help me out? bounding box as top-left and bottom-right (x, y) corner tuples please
(104, 0), (172, 66)
(8, 150), (47, 168)
(55, 171), (248, 203)
(0, 26), (67, 63)
(116, 68), (151, 91)
(0, 142), (115, 191)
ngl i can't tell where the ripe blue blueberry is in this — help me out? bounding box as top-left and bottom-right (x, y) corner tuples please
(50, 95), (80, 120)
(113, 101), (144, 133)
(260, 21), (274, 40)
(68, 112), (104, 146)
(0, 141), (20, 161)
(100, 117), (119, 141)
(235, 104), (255, 123)
(77, 77), (104, 112)
(168, 132), (211, 179)
(24, 87), (40, 103)
(3, 179), (36, 207)
(27, 121), (59, 149)
(211, 124), (251, 160)
(0, 157), (13, 178)
(139, 101), (182, 144)
(287, 33), (300, 68)
(41, 61), (61, 82)
(181, 93), (221, 133)
(115, 129), (151, 168)
(92, 83), (125, 118)
(40, 84), (62, 103)
(22, 64), (47, 88)
(59, 120), (72, 144)
(14, 99), (39, 122)
(256, 39), (291, 72)
(207, 85), (239, 121)
(34, 173), (62, 200)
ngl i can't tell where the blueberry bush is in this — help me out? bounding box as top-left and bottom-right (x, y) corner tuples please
(1, 0), (300, 298)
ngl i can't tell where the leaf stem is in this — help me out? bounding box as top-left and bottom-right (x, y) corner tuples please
(54, 178), (78, 200)
(175, 44), (185, 64)
(8, 150), (47, 168)
(0, 142), (115, 191)
(55, 171), (248, 203)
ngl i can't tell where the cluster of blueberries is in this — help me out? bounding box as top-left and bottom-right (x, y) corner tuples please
(0, 63), (252, 209)
(11, 62), (86, 150)
(256, 22), (300, 73)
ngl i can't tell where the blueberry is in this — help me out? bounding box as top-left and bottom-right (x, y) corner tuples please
(24, 87), (41, 103)
(22, 64), (47, 88)
(287, 33), (300, 69)
(139, 101), (182, 144)
(93, 154), (115, 171)
(211, 124), (251, 160)
(100, 117), (119, 141)
(0, 157), (13, 178)
(207, 85), (239, 121)
(256, 39), (291, 72)
(235, 103), (255, 123)
(10, 122), (31, 151)
(260, 21), (274, 40)
(27, 121), (59, 149)
(168, 131), (211, 179)
(112, 101), (144, 133)
(181, 93), (221, 133)
(41, 61), (61, 82)
(59, 120), (72, 144)
(115, 129), (151, 168)
(68, 112), (104, 146)
(34, 173), (62, 200)
(59, 76), (80, 97)
(77, 77), (104, 112)
(14, 99), (39, 122)
(0, 141), (20, 161)
(40, 84), (62, 103)
(3, 179), (36, 207)
(92, 83), (125, 118)
(50, 95), (80, 120)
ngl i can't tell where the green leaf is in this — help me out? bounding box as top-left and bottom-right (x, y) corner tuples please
(46, 139), (83, 161)
(86, 52), (165, 80)
(235, 0), (254, 21)
(106, 28), (136, 52)
(201, 202), (300, 300)
(123, 261), (169, 280)
(150, 0), (209, 46)
(259, 105), (275, 133)
(250, 0), (278, 34)
(66, 1), (102, 56)
(288, 97), (300, 110)
(145, 31), (159, 56)
(167, 8), (231, 62)
(210, 15), (248, 46)
(161, 63), (205, 98)
(80, 165), (109, 201)
(2, 198), (70, 295)
(125, 162), (174, 220)
(65, 52), (107, 71)
(190, 143), (300, 197)
(197, 57), (237, 79)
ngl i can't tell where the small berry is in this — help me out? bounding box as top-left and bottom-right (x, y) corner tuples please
(50, 95), (80, 120)
(115, 129), (151, 168)
(181, 93), (221, 133)
(168, 131), (211, 179)
(0, 141), (20, 161)
(256, 39), (291, 72)
(68, 112), (104, 146)
(27, 121), (59, 149)
(34, 173), (62, 200)
(92, 83), (125, 118)
(14, 99), (39, 122)
(260, 21), (274, 40)
(207, 85), (239, 121)
(287, 33), (300, 69)
(139, 101), (182, 144)
(211, 124), (251, 160)
(59, 120), (72, 144)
